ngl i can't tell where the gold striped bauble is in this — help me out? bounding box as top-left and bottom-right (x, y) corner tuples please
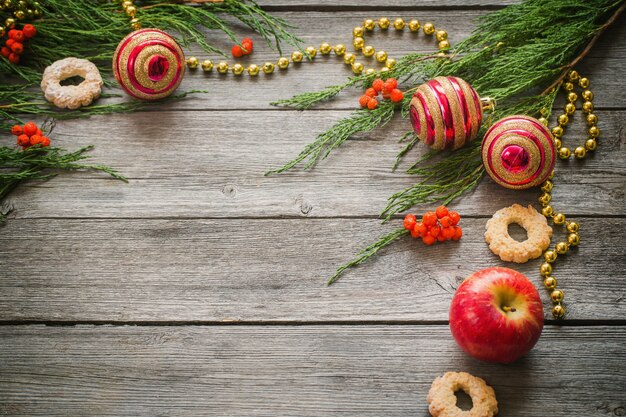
(409, 76), (483, 150)
(482, 115), (556, 190)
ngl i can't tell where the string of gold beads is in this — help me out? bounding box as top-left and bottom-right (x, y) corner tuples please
(183, 17), (449, 77)
(120, 0), (142, 31)
(0, 0), (42, 36)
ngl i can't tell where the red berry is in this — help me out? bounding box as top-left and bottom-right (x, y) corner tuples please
(23, 122), (38, 137)
(0, 47), (9, 58)
(359, 95), (370, 108)
(452, 226), (463, 241)
(382, 90), (391, 100)
(36, 128), (43, 136)
(29, 135), (44, 146)
(448, 211), (461, 226)
(11, 125), (23, 136)
(428, 225), (441, 238)
(365, 87), (378, 98)
(10, 42), (23, 54)
(7, 30), (17, 40)
(8, 53), (19, 64)
(442, 226), (455, 240)
(231, 45), (244, 58)
(422, 235), (436, 245)
(403, 214), (417, 230)
(415, 222), (428, 236)
(367, 98), (378, 110)
(390, 89), (404, 103)
(22, 24), (37, 39)
(241, 38), (253, 45)
(422, 211), (438, 227)
(435, 205), (449, 219)
(41, 136), (51, 147)
(440, 216), (453, 228)
(437, 234), (446, 242)
(410, 227), (420, 238)
(241, 41), (253, 54)
(17, 134), (30, 147)
(9, 30), (24, 42)
(385, 78), (398, 90)
(372, 79), (384, 92)
(6, 39), (15, 48)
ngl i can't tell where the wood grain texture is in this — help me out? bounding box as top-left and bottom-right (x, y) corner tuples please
(0, 325), (624, 416)
(0, 217), (623, 322)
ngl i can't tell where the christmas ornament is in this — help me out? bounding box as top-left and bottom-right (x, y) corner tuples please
(481, 115), (556, 190)
(41, 57), (103, 109)
(113, 28), (185, 101)
(409, 76), (488, 151)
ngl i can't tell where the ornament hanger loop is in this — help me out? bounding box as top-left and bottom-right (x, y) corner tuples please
(481, 97), (496, 112)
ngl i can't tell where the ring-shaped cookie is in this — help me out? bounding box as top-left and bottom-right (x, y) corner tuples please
(485, 204), (552, 263)
(41, 57), (103, 110)
(427, 372), (498, 417)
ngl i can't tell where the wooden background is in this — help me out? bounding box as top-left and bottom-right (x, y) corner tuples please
(1, 1), (625, 415)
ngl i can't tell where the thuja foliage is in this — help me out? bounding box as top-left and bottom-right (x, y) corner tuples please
(268, 0), (625, 284)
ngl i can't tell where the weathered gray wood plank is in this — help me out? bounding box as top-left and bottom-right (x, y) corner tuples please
(0, 325), (624, 416)
(4, 110), (624, 219)
(256, 0), (521, 7)
(0, 217), (623, 322)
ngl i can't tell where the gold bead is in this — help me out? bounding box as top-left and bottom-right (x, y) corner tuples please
(567, 233), (580, 246)
(343, 53), (356, 65)
(554, 139), (562, 149)
(553, 213), (566, 225)
(544, 250), (557, 263)
(393, 18), (405, 30)
(586, 114), (598, 126)
(552, 304), (565, 319)
(574, 146), (586, 159)
(186, 56), (199, 69)
(557, 114), (568, 126)
(125, 5), (137, 16)
(365, 68), (376, 75)
(567, 70), (579, 82)
(201, 59), (213, 71)
(319, 43), (332, 55)
(277, 57), (289, 69)
(333, 44), (346, 56)
(540, 263), (553, 277)
(121, 0), (133, 9)
(435, 30), (447, 42)
(216, 61), (229, 73)
(551, 289), (564, 303)
(305, 46), (317, 58)
(362, 45), (375, 57)
(538, 193), (551, 206)
(375, 50), (387, 63)
(582, 101), (593, 114)
(353, 26), (365, 37)
(379, 66), (390, 73)
(551, 126), (563, 138)
(538, 117), (548, 126)
(558, 147), (571, 159)
(5, 17), (15, 28)
(13, 9), (24, 19)
(363, 19), (375, 31)
(353, 37), (365, 50)
(130, 18), (141, 30)
(585, 138), (597, 151)
(582, 90), (593, 101)
(555, 241), (569, 254)
(423, 23), (435, 35)
(578, 77), (590, 88)
(541, 180), (553, 193)
(566, 222), (580, 233)
(438, 40), (450, 50)
(588, 126), (600, 138)
(262, 62), (275, 74)
(378, 17), (390, 29)
(544, 276), (558, 290)
(562, 82), (574, 91)
(291, 51), (304, 62)
(231, 63), (244, 75)
(564, 102), (576, 115)
(567, 92), (577, 103)
(247, 64), (260, 76)
(385, 58), (396, 69)
(408, 19), (420, 32)
(542, 205), (554, 217)
(352, 62), (364, 74)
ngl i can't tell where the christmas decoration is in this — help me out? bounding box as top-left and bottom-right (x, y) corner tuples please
(113, 29), (185, 101)
(1, 24), (37, 64)
(427, 372), (498, 417)
(10, 121), (50, 150)
(359, 78), (404, 110)
(41, 58), (103, 109)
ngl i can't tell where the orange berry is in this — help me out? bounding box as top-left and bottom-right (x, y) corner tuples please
(422, 211), (438, 227)
(382, 90), (391, 100)
(0, 47), (10, 58)
(435, 205), (449, 219)
(23, 122), (38, 136)
(384, 78), (398, 90)
(41, 136), (51, 147)
(365, 87), (378, 97)
(8, 53), (19, 64)
(452, 226), (463, 241)
(448, 211), (461, 226)
(372, 78), (384, 92)
(22, 24), (37, 39)
(11, 125), (23, 136)
(440, 216), (452, 227)
(403, 213), (417, 230)
(231, 45), (244, 58)
(10, 42), (23, 54)
(6, 39), (15, 48)
(359, 95), (370, 108)
(415, 222), (428, 236)
(442, 226), (455, 240)
(29, 135), (43, 146)
(410, 227), (420, 238)
(367, 98), (378, 110)
(390, 89), (404, 103)
(16, 134), (30, 147)
(9, 30), (24, 42)
(36, 128), (43, 136)
(428, 225), (441, 238)
(422, 235), (436, 245)
(437, 234), (446, 242)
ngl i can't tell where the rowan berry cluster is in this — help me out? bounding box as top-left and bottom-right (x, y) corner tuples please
(403, 205), (462, 245)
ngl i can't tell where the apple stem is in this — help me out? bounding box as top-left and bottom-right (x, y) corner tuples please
(502, 306), (516, 312)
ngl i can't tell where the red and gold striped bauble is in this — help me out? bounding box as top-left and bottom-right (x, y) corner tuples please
(113, 29), (185, 101)
(482, 115), (556, 190)
(409, 76), (483, 150)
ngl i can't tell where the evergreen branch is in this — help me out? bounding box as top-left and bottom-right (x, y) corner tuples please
(327, 228), (408, 285)
(271, 79), (356, 109)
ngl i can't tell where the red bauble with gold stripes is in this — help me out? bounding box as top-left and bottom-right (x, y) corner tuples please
(409, 76), (483, 150)
(482, 115), (556, 190)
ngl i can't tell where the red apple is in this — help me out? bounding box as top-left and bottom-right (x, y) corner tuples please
(449, 267), (544, 363)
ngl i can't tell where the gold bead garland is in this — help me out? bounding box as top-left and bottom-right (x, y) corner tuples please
(0, 0), (42, 35)
(537, 70), (596, 319)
